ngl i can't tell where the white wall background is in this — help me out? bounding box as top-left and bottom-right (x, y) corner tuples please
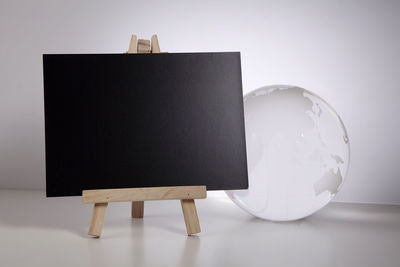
(1, 0), (399, 204)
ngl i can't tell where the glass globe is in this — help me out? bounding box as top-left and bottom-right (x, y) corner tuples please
(226, 85), (350, 221)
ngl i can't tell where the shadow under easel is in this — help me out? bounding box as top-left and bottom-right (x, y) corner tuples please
(179, 235), (201, 267)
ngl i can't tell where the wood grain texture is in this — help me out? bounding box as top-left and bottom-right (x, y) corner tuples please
(137, 39), (151, 53)
(127, 34), (137, 53)
(181, 199), (201, 235)
(88, 202), (108, 237)
(83, 186), (207, 203)
(131, 201), (144, 218)
(151, 35), (160, 53)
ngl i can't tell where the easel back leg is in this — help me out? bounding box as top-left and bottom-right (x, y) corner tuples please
(131, 201), (144, 218)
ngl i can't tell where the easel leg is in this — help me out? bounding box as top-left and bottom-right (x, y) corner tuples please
(131, 201), (144, 218)
(88, 202), (108, 237)
(181, 199), (201, 235)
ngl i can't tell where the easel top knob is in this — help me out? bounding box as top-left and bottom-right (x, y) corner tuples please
(127, 34), (160, 54)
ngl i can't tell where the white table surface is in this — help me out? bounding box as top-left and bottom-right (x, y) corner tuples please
(0, 189), (399, 267)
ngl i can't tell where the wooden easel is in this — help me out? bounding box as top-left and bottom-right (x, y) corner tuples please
(83, 34), (207, 238)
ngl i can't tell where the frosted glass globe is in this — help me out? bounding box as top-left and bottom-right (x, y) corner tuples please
(226, 85), (350, 221)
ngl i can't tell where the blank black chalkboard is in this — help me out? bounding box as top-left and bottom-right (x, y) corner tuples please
(43, 53), (248, 197)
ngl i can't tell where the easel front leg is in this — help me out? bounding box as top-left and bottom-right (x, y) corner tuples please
(181, 199), (201, 235)
(88, 202), (108, 237)
(131, 201), (144, 218)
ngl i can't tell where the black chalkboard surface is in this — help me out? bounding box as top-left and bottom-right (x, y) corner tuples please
(43, 53), (248, 197)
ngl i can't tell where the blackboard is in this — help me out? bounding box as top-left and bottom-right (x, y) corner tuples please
(43, 53), (248, 197)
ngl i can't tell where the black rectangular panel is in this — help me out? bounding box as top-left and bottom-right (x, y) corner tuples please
(43, 52), (248, 197)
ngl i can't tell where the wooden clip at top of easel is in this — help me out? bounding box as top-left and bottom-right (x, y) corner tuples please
(84, 34), (207, 238)
(127, 34), (160, 54)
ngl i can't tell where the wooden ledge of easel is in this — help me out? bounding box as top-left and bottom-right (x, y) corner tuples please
(83, 185), (206, 203)
(84, 185), (206, 237)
